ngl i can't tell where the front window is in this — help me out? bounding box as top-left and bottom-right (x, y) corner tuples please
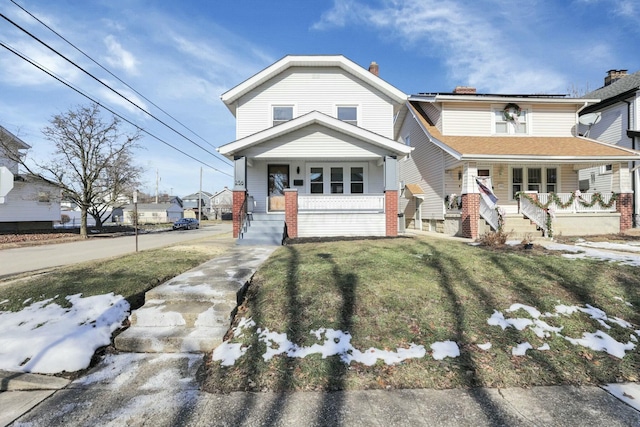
(310, 167), (323, 194)
(350, 167), (364, 193)
(495, 108), (528, 135)
(331, 167), (344, 194)
(337, 106), (357, 126)
(273, 106), (293, 126)
(512, 166), (559, 199)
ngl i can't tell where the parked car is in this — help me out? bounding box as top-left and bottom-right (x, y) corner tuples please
(172, 218), (199, 230)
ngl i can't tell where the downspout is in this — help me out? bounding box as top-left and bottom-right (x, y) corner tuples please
(575, 101), (591, 136)
(623, 98), (638, 226)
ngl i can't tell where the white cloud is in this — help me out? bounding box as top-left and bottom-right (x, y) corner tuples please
(104, 35), (138, 75)
(313, 0), (567, 93)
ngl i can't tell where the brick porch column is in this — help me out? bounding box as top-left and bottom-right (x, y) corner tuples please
(284, 189), (298, 238)
(385, 190), (398, 237)
(461, 193), (480, 239)
(616, 192), (633, 232)
(232, 190), (246, 238)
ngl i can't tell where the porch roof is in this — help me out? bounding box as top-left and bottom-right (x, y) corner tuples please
(408, 102), (640, 163)
(217, 111), (413, 159)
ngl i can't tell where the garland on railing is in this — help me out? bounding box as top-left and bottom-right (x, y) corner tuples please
(515, 190), (618, 210)
(496, 206), (506, 232)
(515, 191), (618, 238)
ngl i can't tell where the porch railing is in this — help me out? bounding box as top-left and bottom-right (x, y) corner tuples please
(537, 193), (616, 213)
(298, 194), (385, 212)
(479, 197), (500, 231)
(519, 196), (548, 236)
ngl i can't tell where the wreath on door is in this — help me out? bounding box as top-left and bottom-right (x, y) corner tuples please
(503, 103), (521, 122)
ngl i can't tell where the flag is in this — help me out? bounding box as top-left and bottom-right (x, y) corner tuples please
(476, 177), (498, 209)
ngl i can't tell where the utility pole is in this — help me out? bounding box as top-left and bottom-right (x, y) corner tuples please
(133, 189), (138, 252)
(155, 169), (159, 204)
(198, 167), (203, 222)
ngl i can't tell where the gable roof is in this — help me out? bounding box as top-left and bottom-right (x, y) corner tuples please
(220, 55), (407, 115)
(408, 101), (640, 163)
(217, 110), (412, 158)
(0, 125), (30, 150)
(583, 71), (640, 101)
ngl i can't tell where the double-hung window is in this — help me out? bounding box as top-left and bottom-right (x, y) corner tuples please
(273, 106), (293, 126)
(495, 109), (528, 134)
(337, 106), (358, 126)
(308, 163), (367, 194)
(511, 166), (558, 199)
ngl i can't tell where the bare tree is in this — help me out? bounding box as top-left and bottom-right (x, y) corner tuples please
(3, 103), (143, 238)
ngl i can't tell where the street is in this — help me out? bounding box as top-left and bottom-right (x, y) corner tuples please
(0, 223), (232, 279)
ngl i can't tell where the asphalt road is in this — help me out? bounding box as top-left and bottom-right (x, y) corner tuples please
(0, 223), (233, 279)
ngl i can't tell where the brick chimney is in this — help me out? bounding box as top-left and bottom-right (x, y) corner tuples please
(453, 86), (476, 94)
(604, 69), (628, 86)
(368, 61), (379, 77)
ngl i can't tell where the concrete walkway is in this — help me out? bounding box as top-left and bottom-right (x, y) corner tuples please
(2, 234), (640, 426)
(3, 355), (640, 426)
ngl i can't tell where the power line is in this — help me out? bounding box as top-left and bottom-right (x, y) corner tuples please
(9, 0), (220, 153)
(0, 11), (232, 167)
(0, 40), (232, 177)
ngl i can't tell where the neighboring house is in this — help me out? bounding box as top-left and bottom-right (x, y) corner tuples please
(121, 200), (183, 225)
(211, 187), (232, 219)
(397, 87), (640, 239)
(217, 55), (411, 242)
(578, 69), (640, 227)
(182, 191), (213, 219)
(0, 126), (61, 231)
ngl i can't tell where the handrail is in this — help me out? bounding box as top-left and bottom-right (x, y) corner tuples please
(479, 197), (500, 231)
(519, 196), (548, 236)
(238, 193), (248, 239)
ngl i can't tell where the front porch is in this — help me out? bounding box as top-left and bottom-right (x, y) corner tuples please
(446, 192), (625, 239)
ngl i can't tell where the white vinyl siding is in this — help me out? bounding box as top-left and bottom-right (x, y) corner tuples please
(235, 67), (397, 139)
(531, 104), (576, 137)
(298, 213), (385, 237)
(0, 181), (61, 222)
(398, 113), (446, 221)
(241, 124), (393, 159)
(442, 102), (492, 135)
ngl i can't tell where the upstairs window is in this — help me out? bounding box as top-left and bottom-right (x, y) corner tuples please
(495, 106), (528, 135)
(273, 106), (293, 126)
(337, 106), (358, 126)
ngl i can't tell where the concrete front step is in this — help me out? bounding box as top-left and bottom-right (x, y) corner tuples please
(115, 326), (228, 353)
(129, 300), (236, 328)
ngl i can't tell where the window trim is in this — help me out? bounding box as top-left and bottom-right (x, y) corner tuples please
(335, 104), (359, 126)
(492, 104), (530, 135)
(306, 162), (368, 195)
(272, 104), (295, 127)
(510, 165), (559, 199)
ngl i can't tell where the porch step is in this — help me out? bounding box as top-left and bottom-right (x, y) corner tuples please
(502, 215), (543, 239)
(239, 213), (285, 246)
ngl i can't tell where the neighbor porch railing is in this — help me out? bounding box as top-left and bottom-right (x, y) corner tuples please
(298, 194), (385, 212)
(519, 195), (549, 236)
(537, 192), (616, 213)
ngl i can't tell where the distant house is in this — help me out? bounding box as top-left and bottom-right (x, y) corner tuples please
(121, 199), (183, 225)
(0, 126), (61, 231)
(211, 187), (232, 219)
(182, 191), (213, 219)
(578, 69), (640, 227)
(397, 87), (640, 239)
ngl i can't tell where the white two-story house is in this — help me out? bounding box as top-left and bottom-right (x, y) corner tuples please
(0, 125), (61, 231)
(217, 55), (411, 244)
(578, 69), (640, 227)
(398, 87), (640, 239)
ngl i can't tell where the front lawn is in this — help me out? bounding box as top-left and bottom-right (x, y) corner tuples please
(203, 235), (640, 392)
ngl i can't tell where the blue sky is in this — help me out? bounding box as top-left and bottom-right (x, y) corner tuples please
(1, 0), (639, 197)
